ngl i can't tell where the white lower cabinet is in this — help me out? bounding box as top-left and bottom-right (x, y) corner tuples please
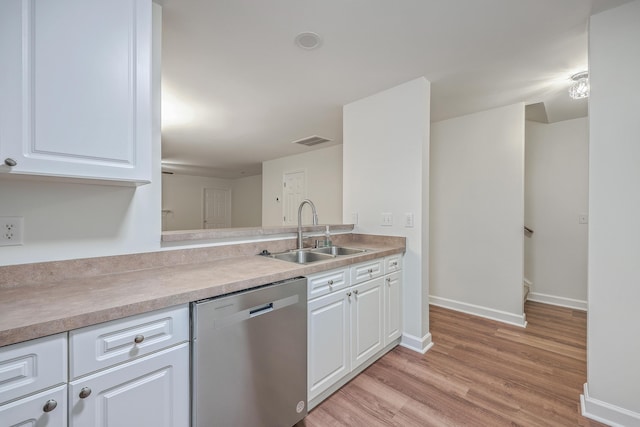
(350, 277), (384, 369)
(66, 304), (189, 427)
(0, 384), (67, 427)
(384, 271), (402, 345)
(308, 289), (351, 401)
(68, 343), (189, 427)
(307, 255), (403, 406)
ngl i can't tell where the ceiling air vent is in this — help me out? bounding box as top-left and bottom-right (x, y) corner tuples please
(291, 135), (331, 147)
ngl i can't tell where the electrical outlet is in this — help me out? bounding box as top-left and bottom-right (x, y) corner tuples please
(0, 216), (24, 246)
(381, 213), (393, 226)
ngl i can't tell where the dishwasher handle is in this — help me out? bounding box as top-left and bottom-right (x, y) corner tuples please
(249, 302), (274, 318)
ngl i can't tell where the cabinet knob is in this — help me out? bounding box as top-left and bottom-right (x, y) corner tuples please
(367, 268), (373, 274)
(387, 277), (391, 284)
(328, 280), (334, 286)
(79, 387), (92, 399)
(346, 292), (352, 297)
(391, 262), (398, 266)
(43, 399), (58, 413)
(4, 158), (17, 167)
(354, 290), (359, 295)
(134, 334), (145, 344)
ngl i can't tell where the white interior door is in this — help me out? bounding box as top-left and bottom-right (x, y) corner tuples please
(203, 188), (231, 229)
(282, 171), (306, 225)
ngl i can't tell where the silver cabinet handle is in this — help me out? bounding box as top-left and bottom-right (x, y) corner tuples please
(79, 387), (92, 399)
(4, 158), (17, 167)
(354, 290), (359, 295)
(391, 261), (398, 266)
(386, 277), (391, 284)
(328, 280), (334, 286)
(134, 334), (144, 344)
(43, 399), (58, 413)
(346, 292), (352, 297)
(367, 268), (373, 274)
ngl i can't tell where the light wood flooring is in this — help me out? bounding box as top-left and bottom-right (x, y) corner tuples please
(298, 301), (606, 426)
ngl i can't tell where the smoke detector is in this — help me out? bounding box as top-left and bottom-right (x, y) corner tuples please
(291, 135), (331, 147)
(295, 32), (322, 50)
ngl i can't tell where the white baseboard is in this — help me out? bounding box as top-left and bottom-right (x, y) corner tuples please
(581, 383), (640, 426)
(400, 332), (433, 354)
(527, 292), (587, 311)
(429, 295), (527, 328)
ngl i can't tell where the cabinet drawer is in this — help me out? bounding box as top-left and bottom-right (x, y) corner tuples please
(306, 267), (350, 300)
(0, 333), (67, 405)
(385, 255), (403, 273)
(69, 305), (188, 379)
(350, 259), (384, 285)
(0, 384), (67, 426)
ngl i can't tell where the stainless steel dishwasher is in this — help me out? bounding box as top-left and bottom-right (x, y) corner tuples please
(191, 277), (308, 427)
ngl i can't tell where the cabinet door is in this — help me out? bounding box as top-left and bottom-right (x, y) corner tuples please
(351, 277), (384, 370)
(384, 272), (402, 345)
(0, 384), (67, 427)
(0, 0), (151, 184)
(69, 343), (189, 427)
(308, 291), (350, 401)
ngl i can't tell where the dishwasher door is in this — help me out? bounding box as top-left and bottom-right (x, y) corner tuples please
(192, 277), (308, 427)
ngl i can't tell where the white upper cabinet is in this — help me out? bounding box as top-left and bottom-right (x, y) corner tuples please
(0, 0), (152, 185)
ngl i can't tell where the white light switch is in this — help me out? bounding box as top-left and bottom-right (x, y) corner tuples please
(404, 212), (414, 228)
(381, 213), (393, 226)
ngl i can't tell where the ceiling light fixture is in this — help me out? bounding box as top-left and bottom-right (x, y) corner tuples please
(569, 71), (589, 100)
(294, 32), (322, 50)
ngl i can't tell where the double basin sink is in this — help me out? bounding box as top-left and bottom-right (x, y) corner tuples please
(270, 246), (367, 264)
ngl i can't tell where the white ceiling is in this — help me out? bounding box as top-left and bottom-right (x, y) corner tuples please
(160, 0), (631, 178)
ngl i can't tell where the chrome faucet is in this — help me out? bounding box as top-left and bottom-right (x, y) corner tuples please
(297, 199), (318, 249)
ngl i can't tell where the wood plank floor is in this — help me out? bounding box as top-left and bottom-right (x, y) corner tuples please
(298, 302), (606, 427)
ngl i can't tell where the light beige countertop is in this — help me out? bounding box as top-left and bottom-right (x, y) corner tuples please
(0, 234), (405, 347)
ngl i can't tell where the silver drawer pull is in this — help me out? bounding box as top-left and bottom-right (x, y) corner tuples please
(354, 290), (359, 295)
(328, 280), (334, 285)
(346, 292), (352, 297)
(367, 268), (373, 274)
(79, 387), (92, 399)
(387, 277), (391, 284)
(391, 262), (398, 266)
(4, 158), (17, 167)
(43, 399), (57, 413)
(134, 334), (145, 344)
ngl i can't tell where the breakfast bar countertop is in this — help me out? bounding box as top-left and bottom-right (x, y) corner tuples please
(0, 234), (405, 347)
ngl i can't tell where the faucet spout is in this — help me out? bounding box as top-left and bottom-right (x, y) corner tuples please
(297, 199), (318, 249)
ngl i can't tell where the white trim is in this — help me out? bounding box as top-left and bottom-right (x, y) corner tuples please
(429, 295), (527, 328)
(581, 383), (640, 427)
(400, 332), (433, 354)
(527, 292), (587, 311)
(523, 277), (532, 286)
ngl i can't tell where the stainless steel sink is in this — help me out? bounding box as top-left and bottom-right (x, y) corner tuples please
(271, 250), (335, 264)
(311, 246), (368, 256)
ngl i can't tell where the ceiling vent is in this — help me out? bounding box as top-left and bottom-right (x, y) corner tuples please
(291, 135), (331, 147)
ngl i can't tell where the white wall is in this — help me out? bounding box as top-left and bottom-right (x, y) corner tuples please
(343, 77), (431, 353)
(231, 174), (262, 227)
(0, 4), (163, 267)
(162, 173), (232, 231)
(582, 1), (640, 424)
(430, 103), (526, 326)
(262, 145), (342, 226)
(525, 118), (588, 309)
